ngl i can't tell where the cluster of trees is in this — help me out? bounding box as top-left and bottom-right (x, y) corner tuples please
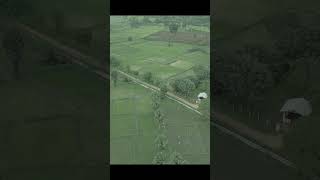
(151, 91), (187, 164)
(171, 65), (210, 99)
(143, 72), (153, 83)
(110, 56), (121, 68)
(167, 23), (179, 47)
(215, 11), (320, 111)
(111, 70), (118, 87)
(214, 12), (320, 174)
(152, 16), (209, 30)
(127, 16), (143, 28)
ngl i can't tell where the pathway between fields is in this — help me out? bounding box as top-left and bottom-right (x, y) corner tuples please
(18, 22), (295, 169)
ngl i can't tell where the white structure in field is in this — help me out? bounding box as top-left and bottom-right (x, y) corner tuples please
(196, 92), (208, 104)
(280, 98), (312, 124)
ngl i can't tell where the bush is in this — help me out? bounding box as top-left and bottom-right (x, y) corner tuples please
(172, 78), (195, 97)
(132, 70), (139, 76)
(187, 75), (200, 88)
(123, 77), (131, 82)
(160, 82), (168, 99)
(126, 65), (131, 73)
(193, 65), (210, 80)
(128, 36), (133, 41)
(143, 72), (153, 83)
(111, 56), (121, 68)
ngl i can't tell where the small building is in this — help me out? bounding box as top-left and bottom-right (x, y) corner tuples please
(280, 98), (312, 124)
(196, 92), (208, 104)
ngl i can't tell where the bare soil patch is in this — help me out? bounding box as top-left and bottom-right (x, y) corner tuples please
(144, 31), (210, 45)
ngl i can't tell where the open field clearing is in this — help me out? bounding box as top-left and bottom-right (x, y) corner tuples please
(110, 80), (209, 164)
(111, 25), (164, 44)
(111, 40), (209, 81)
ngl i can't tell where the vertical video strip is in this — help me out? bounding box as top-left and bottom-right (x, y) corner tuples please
(110, 16), (210, 165)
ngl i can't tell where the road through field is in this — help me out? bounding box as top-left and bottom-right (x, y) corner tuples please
(18, 22), (301, 178)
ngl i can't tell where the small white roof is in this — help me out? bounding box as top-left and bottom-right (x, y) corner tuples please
(280, 98), (312, 116)
(198, 92), (208, 99)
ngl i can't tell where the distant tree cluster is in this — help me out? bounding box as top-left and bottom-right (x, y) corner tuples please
(171, 65), (210, 99)
(213, 13), (320, 172)
(152, 16), (209, 29)
(143, 72), (153, 83)
(111, 70), (118, 87)
(110, 56), (121, 68)
(128, 17), (142, 28)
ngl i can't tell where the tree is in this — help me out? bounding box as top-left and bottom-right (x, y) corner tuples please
(187, 75), (201, 88)
(168, 151), (187, 164)
(128, 16), (140, 28)
(110, 56), (121, 68)
(172, 78), (195, 97)
(142, 16), (151, 24)
(231, 46), (274, 112)
(143, 72), (153, 83)
(155, 134), (168, 151)
(168, 23), (179, 47)
(158, 121), (167, 132)
(151, 91), (161, 110)
(160, 82), (168, 99)
(198, 79), (210, 93)
(126, 65), (131, 74)
(2, 25), (24, 80)
(111, 70), (118, 87)
(154, 109), (164, 124)
(181, 16), (189, 29)
(193, 65), (210, 81)
(152, 151), (167, 164)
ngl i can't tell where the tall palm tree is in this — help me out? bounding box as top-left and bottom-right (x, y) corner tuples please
(169, 151), (188, 164)
(152, 151), (167, 165)
(155, 134), (168, 151)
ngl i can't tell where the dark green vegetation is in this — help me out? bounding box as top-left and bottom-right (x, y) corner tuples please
(110, 16), (210, 164)
(0, 29), (107, 178)
(213, 1), (320, 176)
